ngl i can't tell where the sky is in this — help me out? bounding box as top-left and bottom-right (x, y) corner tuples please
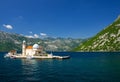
(0, 0), (120, 38)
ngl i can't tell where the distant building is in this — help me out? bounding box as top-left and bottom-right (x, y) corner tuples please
(22, 40), (44, 57)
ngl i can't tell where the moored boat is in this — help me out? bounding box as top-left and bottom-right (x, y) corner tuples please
(53, 55), (70, 59)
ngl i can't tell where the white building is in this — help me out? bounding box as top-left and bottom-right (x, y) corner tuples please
(22, 40), (43, 57)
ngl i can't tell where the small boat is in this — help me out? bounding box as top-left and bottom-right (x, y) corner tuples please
(53, 55), (70, 59)
(59, 56), (70, 59)
(58, 56), (70, 59)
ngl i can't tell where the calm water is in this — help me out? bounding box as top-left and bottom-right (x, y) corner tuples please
(0, 52), (120, 82)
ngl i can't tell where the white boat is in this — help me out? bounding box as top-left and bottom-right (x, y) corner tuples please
(58, 56), (70, 59)
(53, 55), (70, 59)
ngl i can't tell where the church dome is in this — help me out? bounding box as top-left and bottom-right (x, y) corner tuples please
(33, 44), (39, 49)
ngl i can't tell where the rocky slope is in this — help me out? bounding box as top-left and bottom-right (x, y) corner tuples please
(0, 31), (83, 52)
(74, 16), (120, 52)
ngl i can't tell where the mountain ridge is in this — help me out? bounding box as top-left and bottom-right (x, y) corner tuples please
(74, 16), (120, 52)
(0, 31), (83, 52)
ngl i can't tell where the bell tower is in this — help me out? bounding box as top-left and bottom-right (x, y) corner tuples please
(22, 40), (26, 56)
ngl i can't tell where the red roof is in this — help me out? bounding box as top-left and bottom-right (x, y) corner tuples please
(26, 46), (33, 49)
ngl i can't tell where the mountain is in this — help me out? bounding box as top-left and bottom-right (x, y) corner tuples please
(0, 31), (40, 52)
(0, 31), (83, 52)
(74, 16), (120, 52)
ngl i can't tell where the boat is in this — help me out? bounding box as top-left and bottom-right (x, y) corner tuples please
(53, 55), (70, 59)
(58, 56), (70, 59)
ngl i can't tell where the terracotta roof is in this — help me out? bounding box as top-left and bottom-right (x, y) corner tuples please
(26, 46), (33, 49)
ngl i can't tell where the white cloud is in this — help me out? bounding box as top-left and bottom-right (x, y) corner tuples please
(25, 33), (40, 38)
(34, 34), (39, 38)
(25, 35), (34, 38)
(40, 33), (47, 36)
(3, 24), (13, 29)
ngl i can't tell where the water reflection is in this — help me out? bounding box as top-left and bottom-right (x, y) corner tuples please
(21, 59), (40, 81)
(20, 59), (56, 81)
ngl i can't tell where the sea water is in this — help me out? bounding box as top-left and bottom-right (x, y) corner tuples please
(0, 52), (120, 82)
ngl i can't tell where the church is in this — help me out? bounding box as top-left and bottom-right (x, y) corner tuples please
(22, 40), (45, 57)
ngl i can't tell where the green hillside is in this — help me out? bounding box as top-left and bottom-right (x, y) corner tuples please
(74, 16), (120, 52)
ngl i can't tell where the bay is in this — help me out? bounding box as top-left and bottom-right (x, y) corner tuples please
(0, 52), (120, 82)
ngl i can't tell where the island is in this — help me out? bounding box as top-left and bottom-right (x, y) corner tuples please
(4, 40), (70, 59)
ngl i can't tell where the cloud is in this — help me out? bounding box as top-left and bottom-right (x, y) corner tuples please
(34, 34), (39, 38)
(3, 24), (13, 29)
(25, 35), (34, 38)
(25, 33), (40, 38)
(25, 31), (40, 38)
(40, 33), (47, 36)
